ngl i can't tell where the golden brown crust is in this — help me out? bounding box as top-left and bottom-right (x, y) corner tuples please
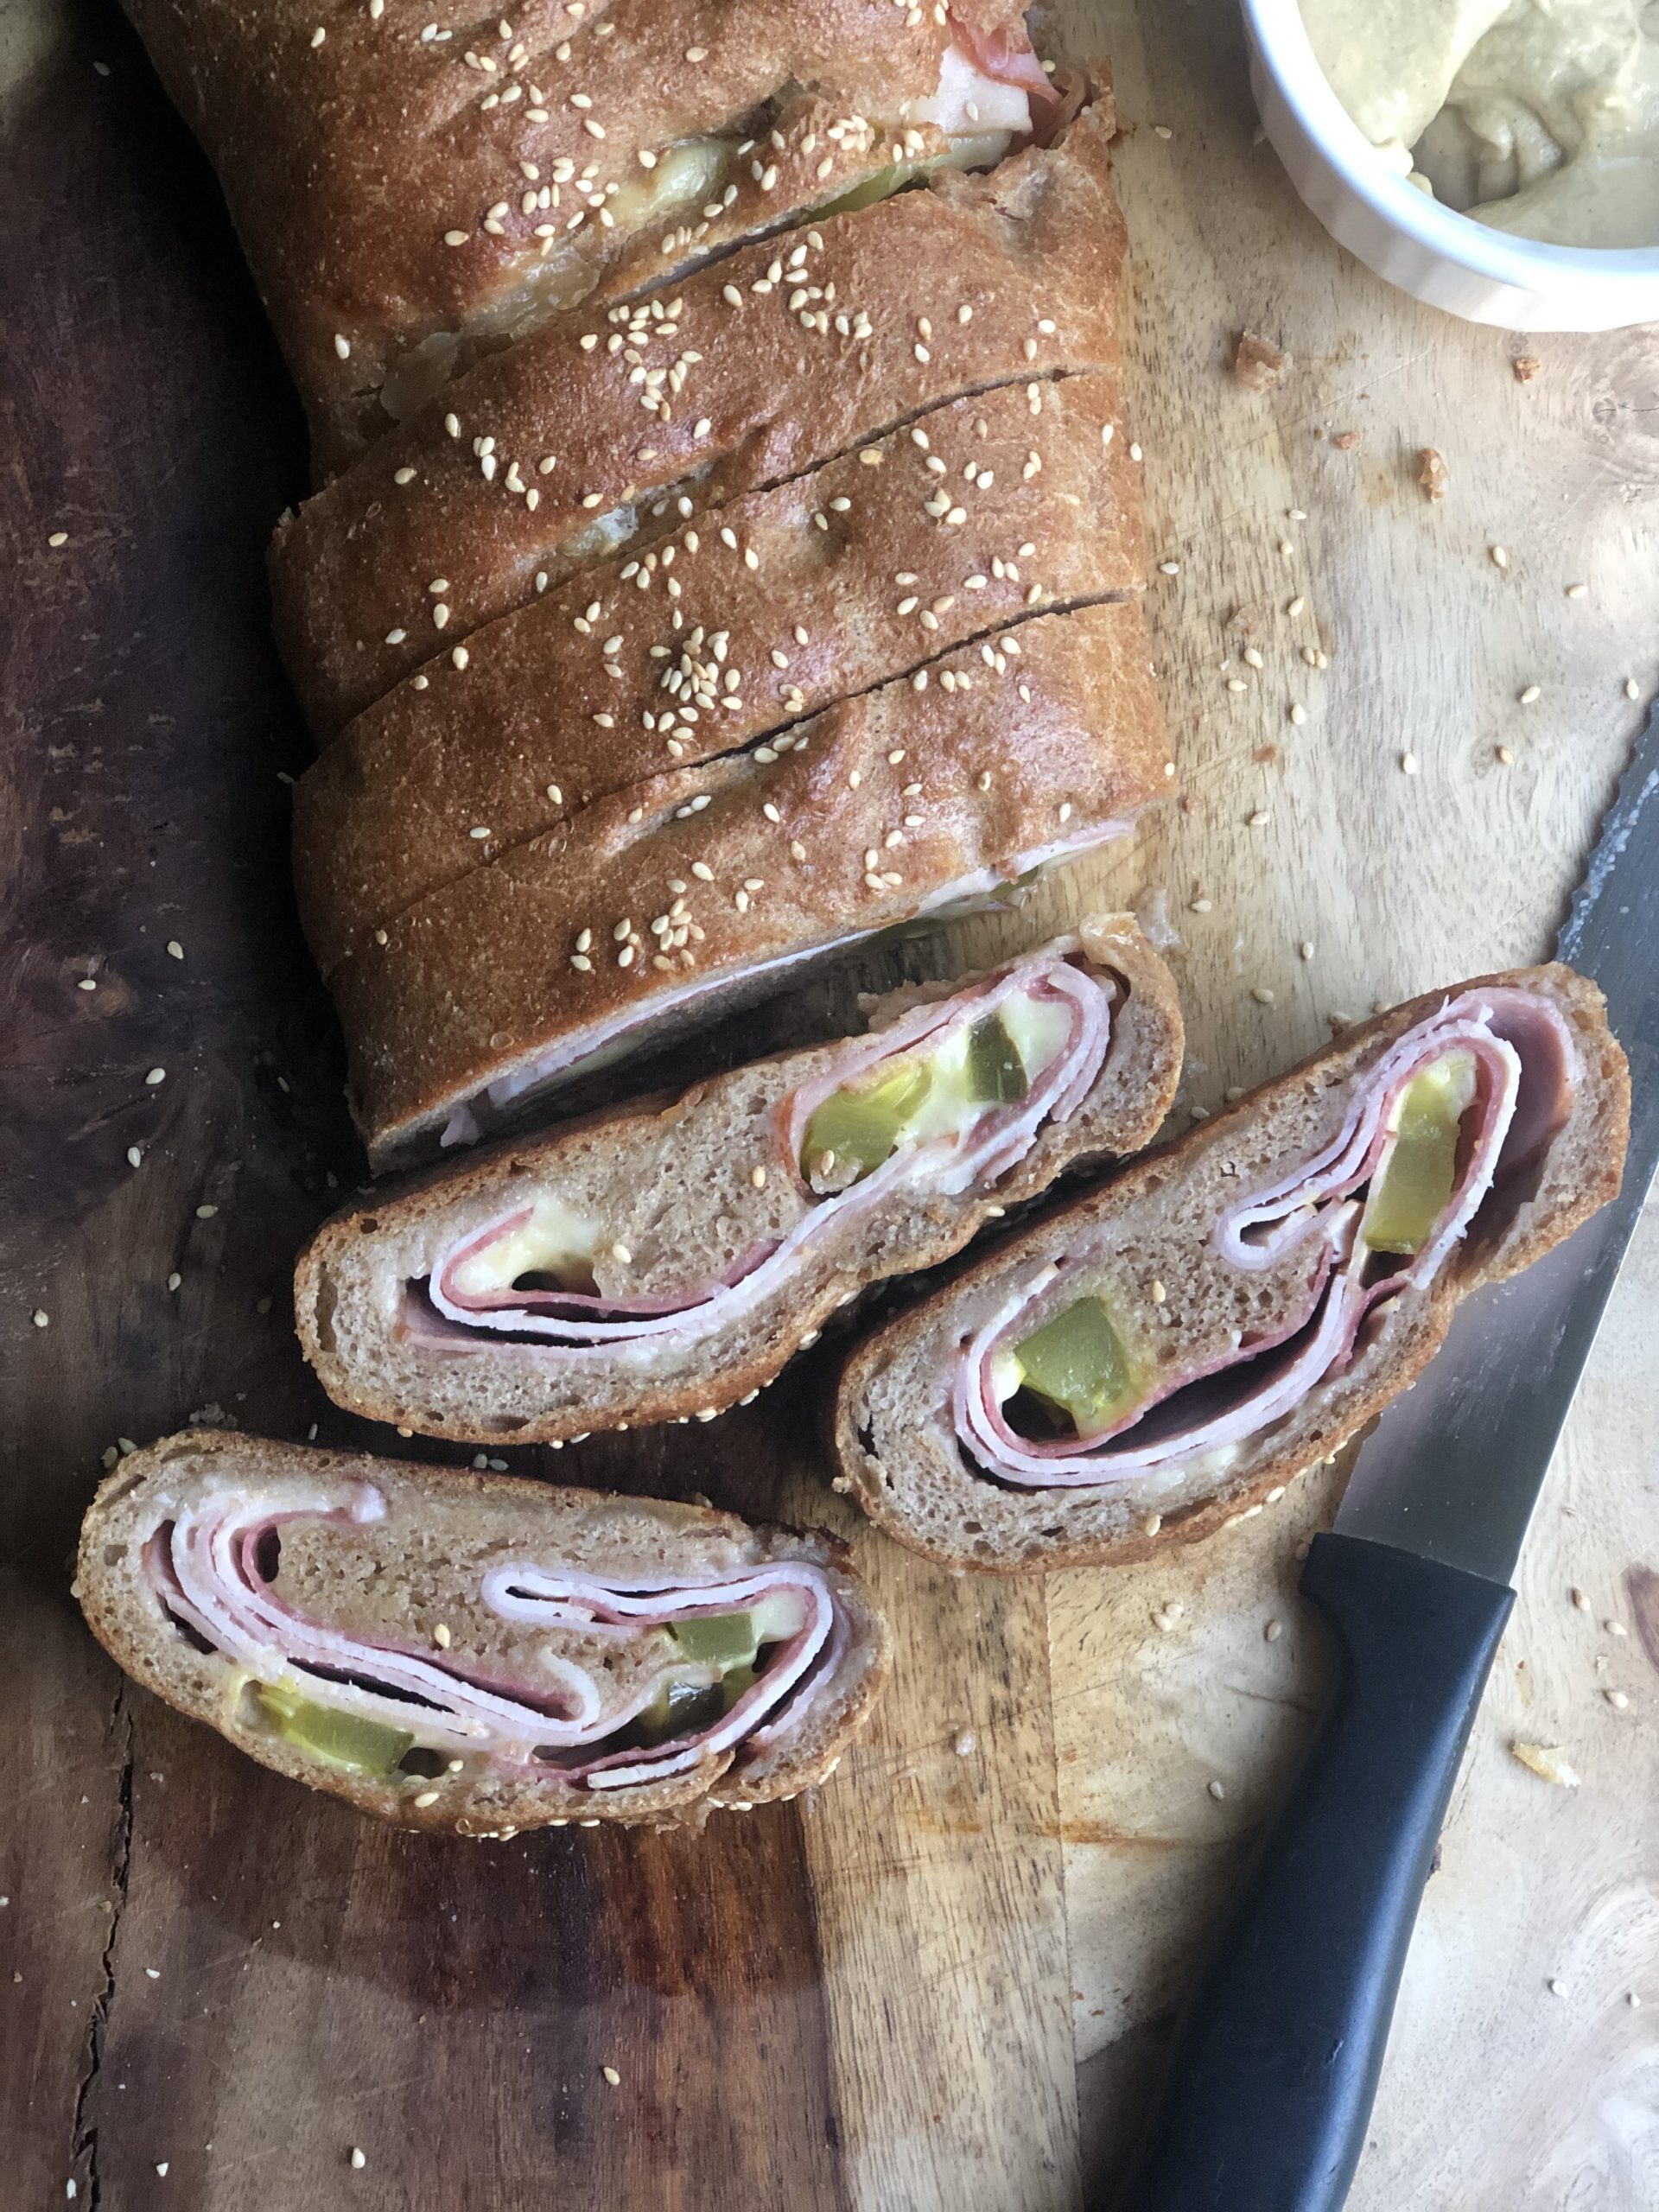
(119, 0), (1039, 472)
(267, 106), (1128, 735)
(293, 372), (1145, 975)
(291, 918), (1184, 1441)
(324, 601), (1169, 1160)
(78, 1430), (892, 1833)
(833, 963), (1630, 1573)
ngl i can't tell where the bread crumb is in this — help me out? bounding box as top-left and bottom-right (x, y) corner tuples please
(1332, 430), (1361, 451)
(1233, 330), (1290, 391)
(1513, 354), (1541, 383)
(953, 1727), (978, 1757)
(1510, 1742), (1580, 1788)
(1417, 448), (1449, 501)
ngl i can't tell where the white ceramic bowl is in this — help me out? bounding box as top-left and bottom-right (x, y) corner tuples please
(1242, 0), (1659, 331)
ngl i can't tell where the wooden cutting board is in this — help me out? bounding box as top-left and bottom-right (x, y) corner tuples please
(3, 0), (1656, 2202)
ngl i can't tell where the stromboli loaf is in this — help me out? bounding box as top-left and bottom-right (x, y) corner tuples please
(327, 601), (1170, 1164)
(121, 0), (1055, 473)
(268, 104), (1128, 735)
(835, 964), (1629, 1572)
(294, 371), (1145, 976)
(295, 920), (1183, 1442)
(79, 1433), (890, 1833)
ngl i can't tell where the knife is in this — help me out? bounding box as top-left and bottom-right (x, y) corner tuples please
(1105, 696), (1659, 2212)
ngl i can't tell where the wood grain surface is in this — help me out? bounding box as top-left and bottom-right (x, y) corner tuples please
(2, 0), (1656, 2204)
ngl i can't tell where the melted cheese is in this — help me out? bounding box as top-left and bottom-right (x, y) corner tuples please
(447, 1197), (602, 1297)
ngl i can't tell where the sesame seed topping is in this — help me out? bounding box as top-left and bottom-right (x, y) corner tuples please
(611, 1243), (632, 1265)
(1519, 683), (1541, 704)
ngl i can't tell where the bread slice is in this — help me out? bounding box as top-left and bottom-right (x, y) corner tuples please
(78, 1431), (889, 1833)
(268, 104), (1129, 736)
(326, 601), (1170, 1164)
(120, 0), (1058, 472)
(295, 918), (1183, 1442)
(835, 964), (1630, 1572)
(294, 372), (1145, 976)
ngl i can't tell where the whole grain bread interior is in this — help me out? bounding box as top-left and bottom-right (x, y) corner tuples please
(295, 918), (1183, 1440)
(327, 601), (1168, 1162)
(834, 964), (1630, 1572)
(79, 1431), (890, 1833)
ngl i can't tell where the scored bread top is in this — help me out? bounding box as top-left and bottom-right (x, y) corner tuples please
(293, 372), (1145, 975)
(268, 105), (1127, 735)
(78, 1430), (891, 1833)
(326, 601), (1169, 1161)
(834, 963), (1630, 1573)
(121, 0), (1040, 471)
(295, 917), (1185, 1442)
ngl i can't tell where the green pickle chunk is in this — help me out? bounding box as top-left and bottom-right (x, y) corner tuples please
(670, 1611), (760, 1667)
(1013, 1296), (1141, 1437)
(633, 1676), (728, 1746)
(251, 1681), (415, 1775)
(1363, 1052), (1478, 1256)
(815, 162), (918, 218)
(802, 1058), (932, 1182)
(965, 1014), (1029, 1105)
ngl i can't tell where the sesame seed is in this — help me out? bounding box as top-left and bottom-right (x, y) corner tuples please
(1566, 582), (1587, 600)
(1496, 744), (1515, 766)
(1207, 1780), (1226, 1801)
(432, 603), (450, 629)
(751, 1166), (767, 1189)
(1627, 677), (1641, 701)
(1287, 595), (1306, 616)
(1289, 702), (1307, 726)
(1490, 544), (1510, 569)
(1158, 560), (1180, 576)
(443, 229), (470, 247)
(443, 412), (461, 437)
(385, 627), (406, 645)
(452, 646), (469, 671)
(1605, 1689), (1630, 1709)
(547, 783), (563, 803)
(412, 1789), (441, 1808)
(1519, 683), (1541, 704)
(1248, 808), (1271, 828)
(601, 2066), (621, 2087)
(1300, 940), (1315, 961)
(32, 1309), (48, 1329)
(127, 1147), (143, 1168)
(350, 2148), (366, 2171)
(1250, 985), (1275, 1005)
(570, 953), (592, 971)
(195, 1203), (218, 1220)
(469, 825), (491, 840)
(144, 1065), (166, 1085)
(1190, 896), (1212, 913)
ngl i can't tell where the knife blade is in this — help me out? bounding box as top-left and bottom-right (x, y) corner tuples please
(1337, 693), (1659, 1580)
(1105, 694), (1659, 2212)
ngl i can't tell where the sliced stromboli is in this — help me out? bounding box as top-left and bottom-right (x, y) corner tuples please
(326, 601), (1169, 1165)
(295, 373), (1145, 974)
(78, 1433), (889, 1833)
(296, 920), (1183, 1442)
(121, 0), (1059, 471)
(268, 104), (1128, 736)
(835, 964), (1629, 1572)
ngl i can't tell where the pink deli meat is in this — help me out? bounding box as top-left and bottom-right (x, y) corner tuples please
(953, 986), (1580, 1485)
(144, 1479), (849, 1794)
(411, 939), (1117, 1355)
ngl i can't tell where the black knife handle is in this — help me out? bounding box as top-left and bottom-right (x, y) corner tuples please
(1102, 1529), (1515, 2212)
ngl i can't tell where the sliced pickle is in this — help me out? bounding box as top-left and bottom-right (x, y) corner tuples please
(815, 162), (918, 219)
(251, 1681), (416, 1776)
(1363, 1052), (1478, 1256)
(1012, 1296), (1141, 1437)
(965, 1014), (1029, 1105)
(802, 1058), (933, 1183)
(671, 1611), (760, 1668)
(632, 1675), (727, 1747)
(719, 1662), (758, 1712)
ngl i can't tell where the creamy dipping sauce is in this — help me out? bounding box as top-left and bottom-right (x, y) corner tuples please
(1300, 0), (1659, 245)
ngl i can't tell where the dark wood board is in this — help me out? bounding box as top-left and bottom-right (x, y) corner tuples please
(6, 0), (1658, 2203)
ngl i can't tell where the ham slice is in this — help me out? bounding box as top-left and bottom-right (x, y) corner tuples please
(419, 944), (1116, 1352)
(954, 986), (1580, 1486)
(145, 1479), (845, 1795)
